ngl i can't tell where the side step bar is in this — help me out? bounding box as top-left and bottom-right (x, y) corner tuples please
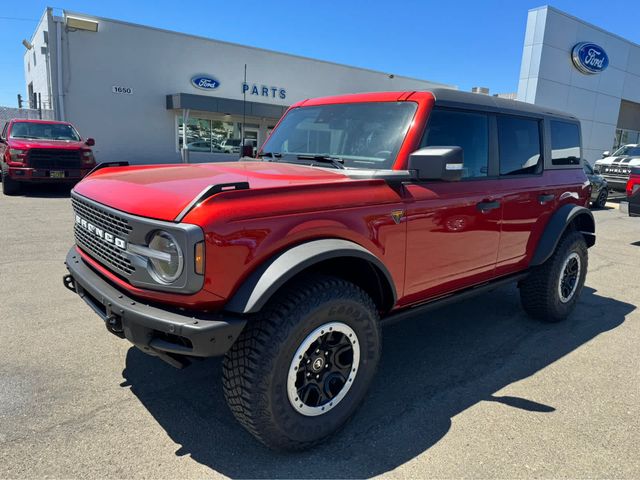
(381, 272), (529, 327)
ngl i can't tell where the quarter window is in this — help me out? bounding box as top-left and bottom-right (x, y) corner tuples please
(498, 116), (542, 176)
(551, 121), (581, 165)
(422, 109), (489, 178)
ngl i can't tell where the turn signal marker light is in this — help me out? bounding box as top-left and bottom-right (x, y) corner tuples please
(194, 242), (205, 275)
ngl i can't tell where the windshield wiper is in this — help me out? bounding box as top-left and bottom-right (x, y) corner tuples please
(296, 154), (345, 169)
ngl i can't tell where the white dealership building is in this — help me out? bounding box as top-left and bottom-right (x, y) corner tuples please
(23, 6), (640, 164)
(22, 8), (452, 164)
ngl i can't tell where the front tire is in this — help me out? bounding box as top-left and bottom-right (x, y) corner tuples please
(222, 275), (381, 451)
(593, 188), (608, 208)
(1, 169), (20, 195)
(519, 230), (588, 322)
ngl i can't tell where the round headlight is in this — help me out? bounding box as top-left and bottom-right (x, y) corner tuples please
(148, 231), (183, 284)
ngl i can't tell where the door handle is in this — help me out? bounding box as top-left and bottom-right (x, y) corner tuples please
(476, 200), (501, 213)
(539, 194), (555, 204)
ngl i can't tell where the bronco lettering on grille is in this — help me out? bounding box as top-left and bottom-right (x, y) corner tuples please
(75, 215), (127, 250)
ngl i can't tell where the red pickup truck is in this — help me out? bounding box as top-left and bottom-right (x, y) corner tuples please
(64, 89), (595, 450)
(0, 119), (96, 195)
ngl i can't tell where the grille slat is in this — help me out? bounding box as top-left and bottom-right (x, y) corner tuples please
(72, 197), (135, 277)
(29, 149), (82, 169)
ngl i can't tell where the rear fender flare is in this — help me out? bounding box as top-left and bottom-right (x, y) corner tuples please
(224, 239), (397, 314)
(530, 204), (595, 266)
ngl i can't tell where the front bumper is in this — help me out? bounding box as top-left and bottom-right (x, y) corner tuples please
(64, 247), (246, 365)
(601, 176), (628, 192)
(8, 166), (91, 182)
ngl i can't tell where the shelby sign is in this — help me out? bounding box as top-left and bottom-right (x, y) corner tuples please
(571, 42), (609, 74)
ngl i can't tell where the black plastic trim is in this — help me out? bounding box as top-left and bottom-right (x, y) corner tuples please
(174, 182), (250, 222)
(225, 239), (397, 314)
(86, 161), (130, 177)
(530, 204), (595, 266)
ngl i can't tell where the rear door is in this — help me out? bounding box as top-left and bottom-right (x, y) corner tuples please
(492, 114), (554, 276)
(402, 108), (503, 304)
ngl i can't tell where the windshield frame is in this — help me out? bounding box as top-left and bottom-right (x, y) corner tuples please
(260, 101), (419, 170)
(9, 121), (81, 142)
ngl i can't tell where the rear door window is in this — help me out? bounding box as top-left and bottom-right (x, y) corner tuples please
(422, 109), (489, 178)
(498, 116), (542, 176)
(551, 121), (581, 165)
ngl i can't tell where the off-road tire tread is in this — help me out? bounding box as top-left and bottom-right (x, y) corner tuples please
(222, 275), (379, 451)
(520, 230), (587, 322)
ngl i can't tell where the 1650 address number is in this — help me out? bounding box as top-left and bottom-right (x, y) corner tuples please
(112, 86), (133, 95)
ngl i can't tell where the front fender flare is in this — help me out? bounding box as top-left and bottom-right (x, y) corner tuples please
(224, 239), (397, 314)
(530, 204), (595, 267)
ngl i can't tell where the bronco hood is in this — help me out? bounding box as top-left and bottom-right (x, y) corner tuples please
(73, 161), (352, 221)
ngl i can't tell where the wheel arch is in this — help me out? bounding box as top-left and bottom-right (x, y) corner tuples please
(224, 239), (397, 315)
(530, 204), (595, 267)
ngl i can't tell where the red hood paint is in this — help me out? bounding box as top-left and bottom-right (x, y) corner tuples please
(73, 161), (353, 221)
(8, 138), (88, 150)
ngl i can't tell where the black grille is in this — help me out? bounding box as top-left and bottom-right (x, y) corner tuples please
(72, 197), (135, 276)
(29, 149), (81, 169)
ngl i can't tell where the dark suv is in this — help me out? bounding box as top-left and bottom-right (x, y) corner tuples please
(64, 89), (594, 450)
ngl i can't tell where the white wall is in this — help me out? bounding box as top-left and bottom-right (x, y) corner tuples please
(23, 10), (52, 110)
(517, 6), (640, 163)
(45, 11), (453, 164)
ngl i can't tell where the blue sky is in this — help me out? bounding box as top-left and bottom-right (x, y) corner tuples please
(1, 0), (638, 107)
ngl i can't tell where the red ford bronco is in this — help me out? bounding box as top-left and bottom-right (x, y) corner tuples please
(0, 119), (96, 195)
(63, 89), (595, 450)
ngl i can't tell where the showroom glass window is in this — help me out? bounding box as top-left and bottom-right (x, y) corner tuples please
(421, 109), (489, 178)
(177, 116), (260, 154)
(550, 121), (581, 165)
(498, 116), (542, 175)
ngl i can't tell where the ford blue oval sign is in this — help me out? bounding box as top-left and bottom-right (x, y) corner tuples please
(191, 75), (220, 90)
(571, 42), (609, 74)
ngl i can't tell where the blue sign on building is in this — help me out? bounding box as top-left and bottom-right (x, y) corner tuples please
(191, 75), (221, 90)
(571, 43), (609, 74)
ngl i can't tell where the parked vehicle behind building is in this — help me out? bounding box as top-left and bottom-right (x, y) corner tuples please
(594, 144), (640, 192)
(63, 89), (595, 450)
(0, 119), (96, 195)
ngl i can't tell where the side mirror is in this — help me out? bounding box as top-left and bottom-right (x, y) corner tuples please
(602, 150), (610, 158)
(408, 146), (464, 181)
(85, 138), (95, 147)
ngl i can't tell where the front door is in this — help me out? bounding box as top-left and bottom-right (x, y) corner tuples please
(402, 108), (502, 305)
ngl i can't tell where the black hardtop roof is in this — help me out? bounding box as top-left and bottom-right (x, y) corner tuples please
(428, 88), (578, 122)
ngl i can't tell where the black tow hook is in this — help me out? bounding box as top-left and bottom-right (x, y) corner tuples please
(105, 314), (125, 338)
(62, 274), (76, 293)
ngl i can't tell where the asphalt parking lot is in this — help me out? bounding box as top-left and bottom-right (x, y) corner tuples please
(1, 185), (639, 479)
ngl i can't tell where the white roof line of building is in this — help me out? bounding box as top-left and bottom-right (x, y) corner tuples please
(56, 8), (456, 89)
(529, 5), (640, 49)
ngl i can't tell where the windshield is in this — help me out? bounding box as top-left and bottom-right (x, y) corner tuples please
(612, 145), (640, 157)
(261, 101), (418, 169)
(10, 122), (80, 141)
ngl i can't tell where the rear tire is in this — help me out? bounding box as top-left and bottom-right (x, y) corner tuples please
(1, 169), (20, 195)
(222, 275), (381, 451)
(519, 230), (588, 322)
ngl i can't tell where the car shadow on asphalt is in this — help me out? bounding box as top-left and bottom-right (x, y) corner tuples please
(120, 285), (634, 478)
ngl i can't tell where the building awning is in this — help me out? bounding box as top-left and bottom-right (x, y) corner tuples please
(166, 93), (288, 119)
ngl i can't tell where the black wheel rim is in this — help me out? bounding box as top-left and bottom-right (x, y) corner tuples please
(559, 252), (581, 303)
(287, 322), (359, 416)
